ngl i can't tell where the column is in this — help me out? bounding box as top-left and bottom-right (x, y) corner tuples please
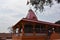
(22, 22), (25, 36)
(33, 23), (36, 36)
(13, 28), (16, 34)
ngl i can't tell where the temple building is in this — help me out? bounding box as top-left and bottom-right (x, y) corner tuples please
(12, 9), (60, 40)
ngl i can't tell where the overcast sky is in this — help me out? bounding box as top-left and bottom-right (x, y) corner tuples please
(0, 0), (60, 33)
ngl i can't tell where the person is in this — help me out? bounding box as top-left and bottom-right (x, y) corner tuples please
(48, 27), (53, 39)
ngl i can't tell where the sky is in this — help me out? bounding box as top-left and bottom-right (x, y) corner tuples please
(0, 0), (60, 33)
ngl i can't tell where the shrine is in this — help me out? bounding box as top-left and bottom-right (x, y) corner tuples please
(12, 9), (60, 40)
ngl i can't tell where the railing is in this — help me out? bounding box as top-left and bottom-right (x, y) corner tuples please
(13, 33), (47, 36)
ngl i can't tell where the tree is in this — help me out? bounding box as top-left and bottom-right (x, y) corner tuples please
(8, 27), (13, 33)
(55, 20), (60, 24)
(27, 0), (60, 12)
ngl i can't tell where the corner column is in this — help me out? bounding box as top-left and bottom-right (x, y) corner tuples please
(22, 22), (25, 36)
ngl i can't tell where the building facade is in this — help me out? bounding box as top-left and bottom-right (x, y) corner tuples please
(12, 9), (60, 40)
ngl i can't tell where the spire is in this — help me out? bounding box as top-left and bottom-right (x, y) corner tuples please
(26, 9), (38, 21)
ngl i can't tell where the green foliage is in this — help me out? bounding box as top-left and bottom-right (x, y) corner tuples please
(27, 0), (60, 12)
(55, 20), (60, 24)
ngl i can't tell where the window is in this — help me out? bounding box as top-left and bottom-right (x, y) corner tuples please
(55, 27), (60, 33)
(24, 24), (33, 33)
(35, 24), (46, 33)
(41, 26), (46, 33)
(35, 24), (40, 33)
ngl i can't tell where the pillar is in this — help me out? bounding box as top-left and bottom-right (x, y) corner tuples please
(32, 23), (36, 40)
(22, 22), (25, 36)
